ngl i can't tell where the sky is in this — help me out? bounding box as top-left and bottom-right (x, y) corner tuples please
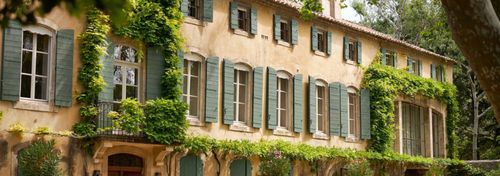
(341, 0), (362, 22)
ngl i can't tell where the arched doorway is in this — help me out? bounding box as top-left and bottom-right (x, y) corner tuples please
(108, 153), (143, 176)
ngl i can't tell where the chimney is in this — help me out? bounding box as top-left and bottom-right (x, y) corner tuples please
(320, 0), (341, 19)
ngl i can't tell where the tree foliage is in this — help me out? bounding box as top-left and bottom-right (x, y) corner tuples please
(17, 140), (61, 176)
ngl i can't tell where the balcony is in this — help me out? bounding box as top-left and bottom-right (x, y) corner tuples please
(95, 101), (147, 142)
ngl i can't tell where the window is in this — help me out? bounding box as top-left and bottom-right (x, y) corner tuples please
(280, 19), (291, 42)
(277, 71), (292, 130)
(348, 87), (360, 138)
(188, 0), (203, 20)
(432, 110), (444, 158)
(436, 66), (444, 82)
(402, 102), (423, 156)
(233, 64), (251, 124)
(385, 50), (396, 67)
(348, 39), (359, 62)
(20, 27), (53, 101)
(317, 29), (327, 53)
(237, 6), (250, 32)
(113, 45), (140, 102)
(183, 54), (203, 121)
(408, 58), (421, 75)
(316, 81), (328, 133)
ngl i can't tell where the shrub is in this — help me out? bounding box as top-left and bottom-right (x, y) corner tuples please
(259, 150), (291, 176)
(343, 160), (374, 176)
(17, 140), (61, 176)
(143, 98), (187, 144)
(107, 98), (144, 134)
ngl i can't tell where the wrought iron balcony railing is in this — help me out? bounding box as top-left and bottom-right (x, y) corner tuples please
(96, 101), (145, 141)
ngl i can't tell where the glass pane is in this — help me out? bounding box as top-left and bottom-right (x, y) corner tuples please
(191, 61), (200, 76)
(318, 98), (323, 114)
(239, 71), (247, 84)
(239, 85), (246, 103)
(280, 92), (287, 109)
(183, 75), (188, 94)
(126, 86), (138, 98)
(36, 34), (50, 52)
(349, 119), (355, 134)
(183, 60), (189, 74)
(318, 115), (323, 131)
(34, 77), (47, 100)
(189, 97), (198, 116)
(238, 104), (246, 122)
(22, 51), (32, 74)
(35, 53), (48, 76)
(280, 109), (287, 127)
(23, 31), (33, 50)
(190, 76), (199, 96)
(126, 68), (138, 85)
(124, 47), (137, 63)
(114, 84), (122, 101)
(113, 66), (122, 84)
(21, 75), (31, 98)
(182, 95), (187, 103)
(113, 46), (122, 60)
(233, 83), (237, 100)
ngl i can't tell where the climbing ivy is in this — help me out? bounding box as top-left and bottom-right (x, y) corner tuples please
(362, 61), (459, 158)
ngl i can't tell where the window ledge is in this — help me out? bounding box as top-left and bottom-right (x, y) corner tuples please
(187, 117), (204, 127)
(13, 100), (57, 112)
(233, 29), (251, 37)
(184, 17), (206, 26)
(345, 136), (360, 143)
(277, 40), (291, 47)
(312, 131), (329, 140)
(313, 50), (328, 57)
(229, 121), (252, 133)
(345, 60), (358, 66)
(273, 127), (293, 137)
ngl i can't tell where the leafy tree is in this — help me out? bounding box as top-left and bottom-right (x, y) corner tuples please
(351, 0), (498, 160)
(17, 140), (61, 176)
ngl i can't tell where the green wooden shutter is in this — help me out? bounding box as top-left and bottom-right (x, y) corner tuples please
(442, 65), (447, 82)
(418, 60), (422, 76)
(329, 82), (341, 136)
(430, 64), (436, 80)
(230, 2), (238, 30)
(223, 59), (234, 125)
(327, 31), (332, 55)
(1, 21), (22, 101)
(230, 159), (251, 176)
(360, 88), (371, 139)
(343, 36), (349, 61)
(267, 67), (278, 129)
(253, 67), (264, 128)
(205, 57), (219, 123)
(178, 50), (184, 99)
(180, 155), (203, 176)
(380, 48), (387, 65)
(250, 7), (257, 35)
(98, 40), (115, 102)
(181, 0), (189, 16)
(203, 0), (213, 22)
(54, 29), (74, 107)
(308, 76), (316, 133)
(394, 52), (398, 68)
(357, 41), (362, 64)
(146, 47), (165, 100)
(311, 26), (318, 51)
(291, 19), (298, 45)
(273, 14), (281, 41)
(293, 74), (303, 133)
(407, 57), (414, 73)
(196, 155), (204, 176)
(246, 160), (252, 176)
(340, 83), (348, 137)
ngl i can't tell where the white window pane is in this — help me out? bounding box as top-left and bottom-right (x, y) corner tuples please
(22, 51), (32, 74)
(36, 34), (50, 52)
(113, 66), (122, 84)
(191, 61), (200, 76)
(36, 53), (48, 76)
(238, 85), (246, 103)
(189, 97), (198, 116)
(238, 104), (246, 122)
(34, 77), (47, 100)
(23, 31), (33, 50)
(280, 109), (287, 127)
(21, 75), (31, 98)
(190, 76), (199, 96)
(113, 45), (122, 60)
(280, 92), (287, 109)
(318, 98), (323, 114)
(125, 47), (137, 63)
(126, 68), (138, 85)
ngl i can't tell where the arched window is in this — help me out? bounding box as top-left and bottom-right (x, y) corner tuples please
(315, 79), (328, 134)
(183, 53), (204, 122)
(108, 153), (143, 176)
(276, 71), (293, 130)
(347, 87), (360, 138)
(230, 159), (252, 176)
(112, 45), (141, 102)
(20, 25), (55, 101)
(233, 63), (252, 124)
(180, 154), (203, 176)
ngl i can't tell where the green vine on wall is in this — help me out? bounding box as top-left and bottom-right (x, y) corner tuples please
(362, 62), (459, 158)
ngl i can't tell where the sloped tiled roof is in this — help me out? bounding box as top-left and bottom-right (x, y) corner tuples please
(266, 0), (455, 63)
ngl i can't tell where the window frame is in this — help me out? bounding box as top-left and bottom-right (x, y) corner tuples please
(317, 29), (328, 53)
(409, 59), (421, 75)
(112, 45), (142, 103)
(279, 18), (291, 43)
(187, 0), (204, 20)
(347, 87), (360, 139)
(182, 53), (204, 123)
(432, 110), (444, 158)
(233, 63), (252, 125)
(276, 71), (293, 130)
(401, 102), (425, 156)
(236, 5), (251, 33)
(315, 80), (328, 134)
(436, 66), (444, 82)
(347, 38), (359, 63)
(385, 50), (396, 67)
(20, 26), (55, 102)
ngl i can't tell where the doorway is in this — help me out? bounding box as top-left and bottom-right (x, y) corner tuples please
(108, 153), (144, 176)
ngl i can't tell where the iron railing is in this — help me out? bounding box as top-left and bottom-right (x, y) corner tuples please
(96, 101), (145, 141)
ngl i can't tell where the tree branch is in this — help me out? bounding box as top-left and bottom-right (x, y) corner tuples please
(477, 91), (486, 101)
(479, 106), (492, 118)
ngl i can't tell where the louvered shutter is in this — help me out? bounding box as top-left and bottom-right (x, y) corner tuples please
(357, 41), (362, 64)
(408, 57), (414, 73)
(343, 36), (349, 61)
(291, 19), (299, 45)
(250, 7), (257, 35)
(203, 0), (213, 22)
(54, 29), (75, 107)
(329, 82), (341, 136)
(430, 64), (436, 80)
(205, 57), (219, 123)
(293, 74), (303, 133)
(1, 21), (22, 101)
(308, 76), (316, 133)
(380, 48), (387, 65)
(274, 14), (281, 41)
(311, 26), (318, 51)
(181, 0), (189, 16)
(146, 47), (165, 100)
(98, 40), (115, 102)
(253, 67), (264, 128)
(327, 31), (332, 55)
(418, 60), (422, 76)
(340, 84), (348, 137)
(267, 67), (278, 129)
(360, 88), (371, 139)
(230, 2), (238, 30)
(223, 59), (235, 125)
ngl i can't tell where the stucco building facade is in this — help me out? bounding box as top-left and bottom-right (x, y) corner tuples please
(0, 0), (454, 175)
